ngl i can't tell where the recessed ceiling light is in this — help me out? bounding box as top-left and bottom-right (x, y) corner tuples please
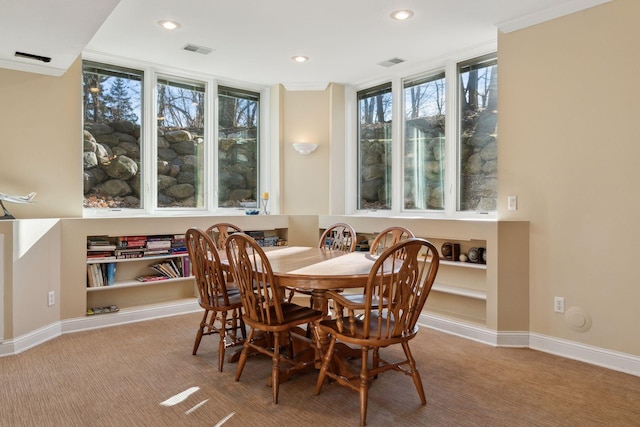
(158, 20), (181, 30)
(390, 9), (414, 21)
(292, 55), (309, 63)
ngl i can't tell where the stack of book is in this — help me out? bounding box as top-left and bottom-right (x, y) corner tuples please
(171, 234), (187, 254)
(87, 236), (116, 260)
(115, 236), (147, 259)
(146, 235), (173, 256)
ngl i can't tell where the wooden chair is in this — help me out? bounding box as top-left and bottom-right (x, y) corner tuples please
(368, 226), (415, 256)
(185, 227), (246, 372)
(205, 223), (243, 250)
(225, 232), (324, 404)
(314, 238), (440, 426)
(286, 222), (357, 304)
(333, 226), (416, 313)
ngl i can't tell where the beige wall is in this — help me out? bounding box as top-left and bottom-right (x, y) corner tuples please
(0, 59), (83, 218)
(282, 87), (330, 214)
(499, 0), (640, 355)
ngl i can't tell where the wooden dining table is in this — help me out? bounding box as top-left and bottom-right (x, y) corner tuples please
(222, 245), (378, 380)
(261, 245), (376, 312)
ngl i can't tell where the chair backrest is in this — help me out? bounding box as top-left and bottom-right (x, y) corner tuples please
(206, 223), (243, 250)
(319, 223), (357, 252)
(185, 227), (235, 308)
(225, 232), (284, 326)
(369, 226), (416, 256)
(362, 238), (440, 339)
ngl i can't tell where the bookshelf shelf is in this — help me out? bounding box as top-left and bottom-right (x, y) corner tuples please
(86, 276), (194, 291)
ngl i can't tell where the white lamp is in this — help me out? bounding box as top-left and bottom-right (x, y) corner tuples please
(292, 143), (318, 155)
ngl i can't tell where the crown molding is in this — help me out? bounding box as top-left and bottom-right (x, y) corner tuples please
(497, 0), (613, 34)
(0, 58), (66, 77)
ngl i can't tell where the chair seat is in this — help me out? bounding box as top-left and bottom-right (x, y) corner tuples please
(245, 303), (323, 331)
(200, 288), (242, 310)
(318, 316), (418, 346)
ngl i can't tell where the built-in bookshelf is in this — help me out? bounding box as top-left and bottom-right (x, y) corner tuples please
(319, 215), (529, 332)
(85, 233), (193, 314)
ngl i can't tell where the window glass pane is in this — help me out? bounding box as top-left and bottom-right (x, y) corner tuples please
(458, 56), (498, 212)
(358, 83), (392, 210)
(403, 73), (446, 210)
(157, 78), (205, 208)
(218, 86), (259, 208)
(82, 62), (143, 209)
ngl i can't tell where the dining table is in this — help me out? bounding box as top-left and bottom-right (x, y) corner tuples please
(221, 245), (379, 380)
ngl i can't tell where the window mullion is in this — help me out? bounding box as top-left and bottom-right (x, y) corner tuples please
(144, 67), (157, 214)
(444, 60), (458, 217)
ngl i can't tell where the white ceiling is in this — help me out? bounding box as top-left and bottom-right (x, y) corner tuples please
(0, 0), (611, 87)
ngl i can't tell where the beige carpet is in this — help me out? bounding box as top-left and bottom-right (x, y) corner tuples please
(1, 313), (639, 426)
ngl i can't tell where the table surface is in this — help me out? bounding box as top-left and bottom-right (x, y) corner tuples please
(261, 246), (377, 290)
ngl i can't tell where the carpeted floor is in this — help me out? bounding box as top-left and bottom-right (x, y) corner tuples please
(1, 312), (639, 426)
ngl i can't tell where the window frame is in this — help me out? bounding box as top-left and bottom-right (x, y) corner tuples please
(82, 53), (269, 218)
(345, 49), (498, 219)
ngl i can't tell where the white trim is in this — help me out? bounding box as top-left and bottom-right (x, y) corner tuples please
(0, 300), (199, 357)
(282, 82), (329, 91)
(529, 333), (640, 378)
(0, 58), (66, 77)
(497, 0), (613, 34)
(418, 312), (640, 377)
(3, 304), (638, 378)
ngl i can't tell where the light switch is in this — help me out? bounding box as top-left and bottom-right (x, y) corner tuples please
(507, 195), (517, 211)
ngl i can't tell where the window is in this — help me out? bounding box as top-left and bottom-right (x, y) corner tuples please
(403, 72), (446, 211)
(354, 54), (497, 216)
(156, 77), (206, 208)
(82, 62), (143, 209)
(82, 60), (261, 214)
(458, 56), (498, 212)
(357, 83), (392, 210)
(217, 86), (260, 208)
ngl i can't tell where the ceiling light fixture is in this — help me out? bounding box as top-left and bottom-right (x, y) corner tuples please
(158, 20), (181, 30)
(390, 9), (414, 21)
(292, 55), (309, 63)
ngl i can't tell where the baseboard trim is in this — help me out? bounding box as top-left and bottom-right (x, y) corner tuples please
(61, 300), (200, 334)
(0, 300), (200, 358)
(3, 305), (639, 377)
(418, 312), (640, 377)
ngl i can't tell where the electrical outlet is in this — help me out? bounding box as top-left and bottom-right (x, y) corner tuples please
(554, 296), (564, 313)
(507, 195), (517, 211)
(48, 291), (55, 307)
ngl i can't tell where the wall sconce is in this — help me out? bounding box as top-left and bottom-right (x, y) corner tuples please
(292, 143), (318, 155)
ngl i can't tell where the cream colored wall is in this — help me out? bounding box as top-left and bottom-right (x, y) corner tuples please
(499, 0), (640, 355)
(0, 58), (83, 218)
(282, 88), (330, 214)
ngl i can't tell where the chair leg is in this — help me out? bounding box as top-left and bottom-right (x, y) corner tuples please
(359, 346), (369, 427)
(272, 331), (281, 404)
(235, 328), (255, 382)
(314, 335), (337, 395)
(192, 309), (209, 355)
(402, 341), (427, 405)
(218, 312), (226, 372)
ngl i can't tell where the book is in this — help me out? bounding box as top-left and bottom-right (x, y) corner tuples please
(136, 275), (169, 282)
(105, 263), (116, 286)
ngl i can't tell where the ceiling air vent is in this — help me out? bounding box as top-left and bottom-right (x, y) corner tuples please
(183, 44), (213, 55)
(14, 51), (51, 63)
(378, 57), (405, 68)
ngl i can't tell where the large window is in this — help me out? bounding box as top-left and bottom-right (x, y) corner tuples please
(217, 86), (260, 208)
(357, 83), (392, 210)
(157, 77), (205, 208)
(82, 60), (261, 213)
(83, 62), (143, 209)
(458, 56), (498, 212)
(403, 72), (446, 211)
(355, 54), (497, 216)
